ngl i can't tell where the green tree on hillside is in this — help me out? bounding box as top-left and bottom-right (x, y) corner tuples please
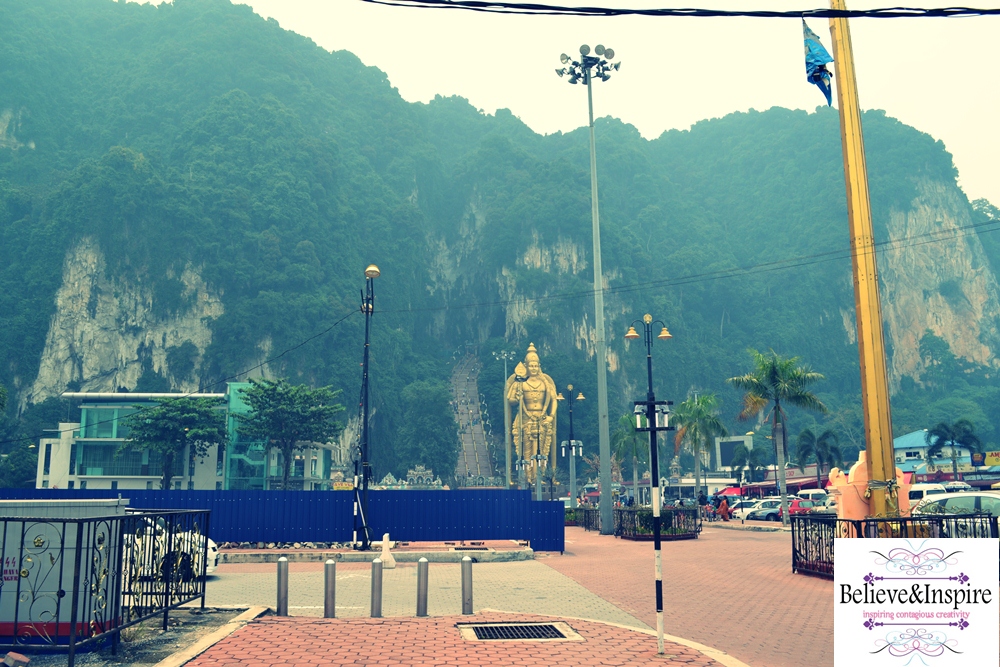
(728, 350), (826, 524)
(925, 419), (982, 481)
(119, 397), (228, 490)
(394, 380), (460, 484)
(236, 379), (345, 490)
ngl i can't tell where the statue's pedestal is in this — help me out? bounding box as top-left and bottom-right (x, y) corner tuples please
(829, 450), (910, 520)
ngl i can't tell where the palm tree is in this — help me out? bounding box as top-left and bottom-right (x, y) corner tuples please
(925, 420), (981, 481)
(795, 429), (843, 490)
(613, 413), (647, 505)
(729, 442), (767, 485)
(673, 393), (728, 500)
(728, 349), (827, 525)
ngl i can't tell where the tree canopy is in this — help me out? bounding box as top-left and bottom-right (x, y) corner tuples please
(119, 397), (228, 490)
(235, 379), (345, 489)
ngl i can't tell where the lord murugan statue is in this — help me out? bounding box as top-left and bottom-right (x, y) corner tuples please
(505, 343), (557, 485)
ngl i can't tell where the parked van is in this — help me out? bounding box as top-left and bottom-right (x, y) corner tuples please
(797, 489), (828, 501)
(908, 483), (948, 503)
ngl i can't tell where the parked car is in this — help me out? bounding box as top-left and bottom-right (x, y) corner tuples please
(809, 496), (838, 515)
(914, 491), (1000, 516)
(728, 499), (760, 520)
(797, 489), (828, 501)
(124, 515), (219, 583)
(944, 481), (974, 493)
(908, 483), (948, 503)
(782, 499), (816, 517)
(746, 499), (784, 521)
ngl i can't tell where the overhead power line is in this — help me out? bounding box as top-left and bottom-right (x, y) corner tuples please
(7, 214), (1000, 447)
(361, 0), (1000, 19)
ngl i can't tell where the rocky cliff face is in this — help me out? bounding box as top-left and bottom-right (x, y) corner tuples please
(24, 237), (224, 407)
(881, 179), (1000, 389)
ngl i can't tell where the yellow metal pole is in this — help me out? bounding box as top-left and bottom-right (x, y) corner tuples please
(828, 0), (897, 517)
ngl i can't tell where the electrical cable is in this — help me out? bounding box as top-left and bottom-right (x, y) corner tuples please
(360, 0), (1000, 19)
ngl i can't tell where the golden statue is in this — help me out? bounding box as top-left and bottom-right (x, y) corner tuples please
(505, 343), (557, 484)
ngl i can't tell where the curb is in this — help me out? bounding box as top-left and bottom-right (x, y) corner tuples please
(478, 608), (752, 667)
(707, 522), (790, 533)
(153, 606), (269, 667)
(220, 548), (534, 564)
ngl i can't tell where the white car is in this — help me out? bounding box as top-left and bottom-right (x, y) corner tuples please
(728, 499), (762, 520)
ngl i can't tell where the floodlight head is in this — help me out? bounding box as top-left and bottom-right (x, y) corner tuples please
(595, 44), (605, 55)
(560, 53), (570, 64)
(579, 44), (590, 55)
(569, 76), (579, 85)
(556, 68), (565, 77)
(601, 74), (610, 82)
(604, 47), (615, 59)
(613, 62), (621, 71)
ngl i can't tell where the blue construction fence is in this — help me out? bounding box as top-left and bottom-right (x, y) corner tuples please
(0, 489), (565, 552)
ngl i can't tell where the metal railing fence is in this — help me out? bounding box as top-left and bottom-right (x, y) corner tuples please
(791, 513), (999, 578)
(613, 508), (700, 540)
(0, 509), (210, 666)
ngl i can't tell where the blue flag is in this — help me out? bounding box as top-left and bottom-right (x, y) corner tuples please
(803, 20), (834, 105)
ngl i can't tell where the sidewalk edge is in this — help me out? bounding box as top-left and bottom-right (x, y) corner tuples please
(478, 607), (752, 667)
(153, 606), (269, 667)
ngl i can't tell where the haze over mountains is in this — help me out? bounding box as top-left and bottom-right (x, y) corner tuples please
(1, 0), (998, 478)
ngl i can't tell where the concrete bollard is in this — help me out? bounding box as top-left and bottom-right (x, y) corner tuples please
(371, 557), (383, 618)
(461, 556), (473, 615)
(324, 559), (336, 618)
(276, 557), (289, 616)
(416, 557), (429, 617)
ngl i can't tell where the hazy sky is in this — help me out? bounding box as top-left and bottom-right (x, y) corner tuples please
(231, 1), (998, 205)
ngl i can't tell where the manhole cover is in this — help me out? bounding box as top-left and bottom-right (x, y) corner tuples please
(458, 622), (583, 642)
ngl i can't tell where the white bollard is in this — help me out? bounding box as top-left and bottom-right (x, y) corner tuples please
(380, 532), (396, 569)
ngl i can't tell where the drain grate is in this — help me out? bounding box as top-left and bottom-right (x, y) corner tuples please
(454, 546), (489, 551)
(472, 624), (565, 640)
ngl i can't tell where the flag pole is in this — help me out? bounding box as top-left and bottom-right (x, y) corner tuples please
(827, 1), (897, 518)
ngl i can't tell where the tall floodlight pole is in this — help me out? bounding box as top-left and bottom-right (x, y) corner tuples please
(556, 44), (620, 534)
(354, 263), (379, 551)
(828, 2), (896, 518)
(625, 314), (673, 655)
(494, 349), (518, 488)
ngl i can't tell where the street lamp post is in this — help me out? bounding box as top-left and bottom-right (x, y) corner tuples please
(556, 44), (620, 535)
(532, 453), (547, 501)
(557, 386), (585, 508)
(625, 313), (673, 655)
(353, 263), (379, 551)
(494, 349), (518, 488)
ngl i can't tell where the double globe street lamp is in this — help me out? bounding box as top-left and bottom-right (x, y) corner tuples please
(556, 386), (585, 508)
(624, 313), (673, 654)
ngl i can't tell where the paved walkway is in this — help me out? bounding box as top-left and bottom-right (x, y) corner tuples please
(207, 560), (644, 626)
(186, 612), (730, 667)
(544, 527), (833, 667)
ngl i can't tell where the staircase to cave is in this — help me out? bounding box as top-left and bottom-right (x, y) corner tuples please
(450, 355), (496, 486)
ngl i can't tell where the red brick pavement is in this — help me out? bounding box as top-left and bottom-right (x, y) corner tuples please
(186, 612), (731, 667)
(542, 527), (833, 667)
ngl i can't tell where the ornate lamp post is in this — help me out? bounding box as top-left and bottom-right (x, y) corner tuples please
(493, 349), (518, 488)
(557, 386), (585, 508)
(532, 452), (547, 501)
(625, 313), (673, 654)
(353, 263), (379, 550)
(556, 44), (620, 535)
